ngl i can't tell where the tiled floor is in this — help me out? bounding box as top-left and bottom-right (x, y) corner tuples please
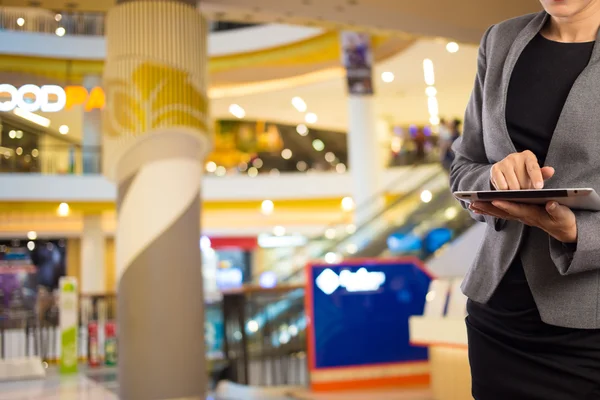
(0, 368), (434, 400)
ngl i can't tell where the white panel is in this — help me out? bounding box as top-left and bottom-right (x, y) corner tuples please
(423, 279), (450, 318)
(446, 278), (467, 318)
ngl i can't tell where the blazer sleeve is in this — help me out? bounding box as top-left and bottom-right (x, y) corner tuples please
(549, 211), (600, 275)
(449, 25), (503, 231)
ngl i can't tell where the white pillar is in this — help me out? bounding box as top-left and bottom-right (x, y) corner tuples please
(347, 96), (385, 225)
(82, 75), (102, 174)
(376, 118), (392, 169)
(80, 214), (105, 294)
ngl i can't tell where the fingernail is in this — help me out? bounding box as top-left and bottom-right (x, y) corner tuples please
(549, 202), (557, 210)
(535, 182), (543, 189)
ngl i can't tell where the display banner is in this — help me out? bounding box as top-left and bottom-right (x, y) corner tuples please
(306, 258), (432, 391)
(59, 277), (78, 374)
(340, 31), (374, 95)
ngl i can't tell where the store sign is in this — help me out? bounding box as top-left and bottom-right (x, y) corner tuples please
(0, 84), (105, 113)
(316, 267), (386, 295)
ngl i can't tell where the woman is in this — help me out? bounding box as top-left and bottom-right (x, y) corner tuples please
(450, 1), (600, 399)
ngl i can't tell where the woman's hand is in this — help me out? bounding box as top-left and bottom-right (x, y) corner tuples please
(491, 150), (555, 190)
(470, 201), (577, 243)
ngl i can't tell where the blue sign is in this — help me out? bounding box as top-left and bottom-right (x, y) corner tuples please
(309, 259), (430, 369)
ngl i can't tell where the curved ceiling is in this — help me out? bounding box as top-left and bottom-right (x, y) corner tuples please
(1, 0), (541, 43)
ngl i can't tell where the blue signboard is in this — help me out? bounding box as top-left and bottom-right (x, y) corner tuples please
(309, 259), (431, 369)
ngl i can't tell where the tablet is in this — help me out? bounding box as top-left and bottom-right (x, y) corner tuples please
(453, 188), (600, 211)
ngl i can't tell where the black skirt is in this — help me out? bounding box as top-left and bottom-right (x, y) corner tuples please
(466, 258), (600, 400)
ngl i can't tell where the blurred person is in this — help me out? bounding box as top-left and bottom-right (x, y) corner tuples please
(438, 118), (454, 168)
(413, 127), (426, 163)
(450, 1), (600, 399)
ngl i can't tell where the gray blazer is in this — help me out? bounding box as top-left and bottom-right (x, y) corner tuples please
(450, 11), (600, 329)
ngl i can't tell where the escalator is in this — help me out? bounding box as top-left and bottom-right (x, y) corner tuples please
(222, 167), (480, 384)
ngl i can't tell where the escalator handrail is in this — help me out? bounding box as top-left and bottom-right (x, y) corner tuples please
(281, 168), (447, 282)
(253, 163), (440, 283)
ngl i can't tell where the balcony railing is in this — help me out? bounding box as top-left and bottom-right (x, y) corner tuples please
(0, 144), (102, 175)
(0, 8), (258, 37)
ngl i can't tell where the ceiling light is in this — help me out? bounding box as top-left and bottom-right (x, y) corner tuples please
(296, 124), (309, 136)
(425, 86), (437, 97)
(421, 190), (433, 203)
(325, 252), (340, 264)
(445, 207), (459, 219)
(312, 139), (325, 151)
(346, 224), (356, 234)
(31, 149), (39, 157)
(423, 59), (435, 86)
(273, 226), (286, 237)
(381, 72), (395, 83)
(15, 130), (23, 139)
(57, 202), (70, 217)
(270, 168), (280, 176)
(238, 161), (248, 172)
(296, 161), (307, 172)
(13, 108), (50, 127)
(291, 97), (307, 112)
(281, 149), (292, 160)
(55, 27), (66, 37)
(229, 104), (246, 119)
(252, 158), (263, 168)
(59, 125), (69, 135)
(336, 163), (347, 173)
(325, 152), (335, 163)
(341, 196), (354, 212)
(16, 147), (23, 156)
(429, 116), (440, 126)
(305, 113), (318, 124)
(247, 320), (259, 333)
(248, 167), (258, 177)
(427, 96), (439, 116)
(17, 18), (25, 27)
(325, 229), (336, 239)
(8, 130), (16, 139)
(446, 42), (460, 53)
(206, 161), (217, 173)
(27, 241), (35, 251)
(261, 200), (274, 215)
(346, 243), (358, 254)
(215, 166), (226, 177)
(55, 14), (62, 22)
(27, 231), (37, 240)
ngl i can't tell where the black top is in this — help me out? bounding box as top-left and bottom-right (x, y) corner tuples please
(506, 33), (595, 165)
(471, 34), (595, 326)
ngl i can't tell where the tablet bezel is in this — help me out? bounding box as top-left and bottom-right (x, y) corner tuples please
(453, 188), (600, 211)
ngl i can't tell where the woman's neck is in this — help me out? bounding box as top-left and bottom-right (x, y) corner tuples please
(543, 3), (600, 42)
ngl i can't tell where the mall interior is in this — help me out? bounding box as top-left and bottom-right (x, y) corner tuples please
(0, 0), (546, 399)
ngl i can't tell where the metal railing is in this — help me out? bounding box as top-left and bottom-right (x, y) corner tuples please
(221, 285), (307, 387)
(0, 8), (259, 37)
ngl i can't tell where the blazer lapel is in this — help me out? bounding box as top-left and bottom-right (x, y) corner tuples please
(496, 12), (549, 159)
(544, 24), (600, 173)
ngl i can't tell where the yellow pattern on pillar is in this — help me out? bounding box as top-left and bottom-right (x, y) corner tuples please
(104, 62), (208, 138)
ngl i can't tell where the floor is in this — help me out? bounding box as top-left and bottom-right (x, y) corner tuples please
(0, 367), (434, 400)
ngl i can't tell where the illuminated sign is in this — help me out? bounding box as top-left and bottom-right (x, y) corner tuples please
(315, 267), (386, 295)
(0, 84), (105, 113)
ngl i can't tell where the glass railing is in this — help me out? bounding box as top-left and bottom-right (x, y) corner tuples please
(254, 164), (444, 283)
(278, 168), (449, 283)
(0, 144), (101, 174)
(0, 8), (259, 37)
